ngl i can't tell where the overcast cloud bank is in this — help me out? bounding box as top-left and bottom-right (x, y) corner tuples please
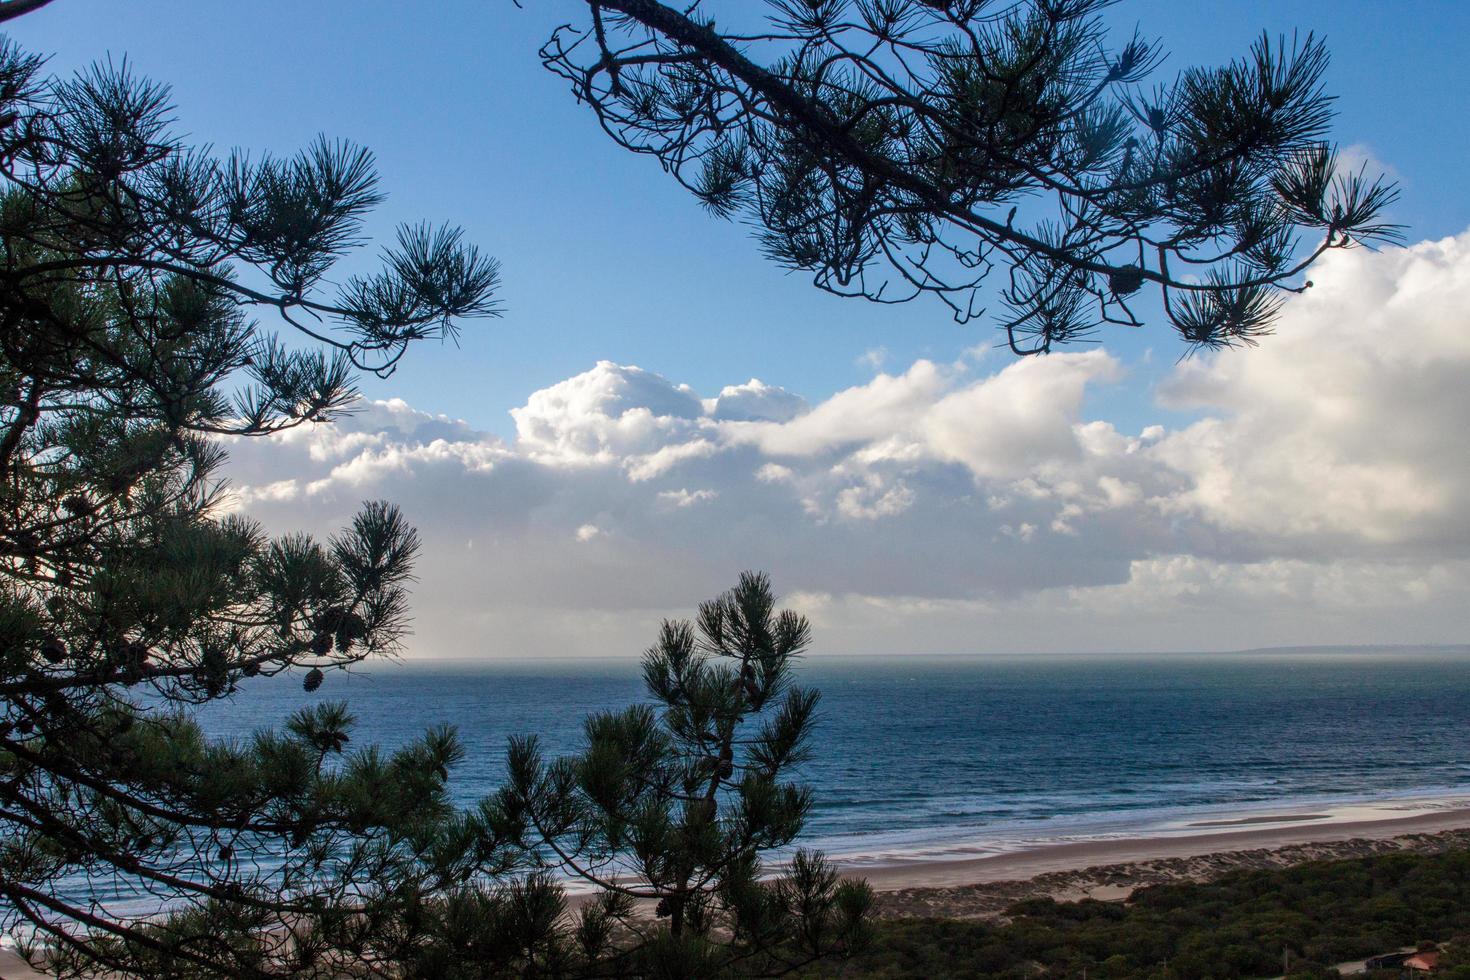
(223, 233), (1470, 658)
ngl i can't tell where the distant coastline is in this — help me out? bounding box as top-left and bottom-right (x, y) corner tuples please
(392, 642), (1470, 665)
(838, 643), (1470, 661)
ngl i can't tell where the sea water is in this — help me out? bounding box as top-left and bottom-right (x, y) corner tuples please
(193, 647), (1470, 864)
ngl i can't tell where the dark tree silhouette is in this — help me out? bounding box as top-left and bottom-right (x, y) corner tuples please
(541, 0), (1400, 353)
(498, 572), (872, 976)
(0, 0), (57, 25)
(0, 34), (512, 977)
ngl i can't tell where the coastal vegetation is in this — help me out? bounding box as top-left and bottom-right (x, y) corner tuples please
(800, 847), (1470, 979)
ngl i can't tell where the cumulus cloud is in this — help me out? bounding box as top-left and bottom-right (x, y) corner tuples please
(657, 488), (719, 508)
(510, 360), (704, 464)
(222, 234), (1470, 657)
(709, 379), (808, 423)
(1154, 233), (1470, 558)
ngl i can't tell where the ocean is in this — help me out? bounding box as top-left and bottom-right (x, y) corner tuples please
(195, 647), (1470, 865)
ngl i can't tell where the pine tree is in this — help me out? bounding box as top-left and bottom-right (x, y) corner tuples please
(495, 572), (872, 976)
(0, 34), (509, 976)
(379, 575), (873, 978)
(541, 0), (1400, 352)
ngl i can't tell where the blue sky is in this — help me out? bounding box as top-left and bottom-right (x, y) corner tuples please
(10, 2), (1470, 656)
(13, 1), (1470, 436)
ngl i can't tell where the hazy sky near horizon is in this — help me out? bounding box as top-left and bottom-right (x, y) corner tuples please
(11, 2), (1470, 657)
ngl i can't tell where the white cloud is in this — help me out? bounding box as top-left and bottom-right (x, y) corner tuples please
(709, 378), (807, 423)
(220, 233), (1470, 656)
(220, 478), (299, 513)
(1334, 142), (1399, 185)
(1152, 233), (1470, 557)
(624, 438), (719, 482)
(657, 488), (719, 508)
(733, 361), (949, 457)
(834, 477), (915, 520)
(509, 360), (705, 465)
(920, 351), (1122, 480)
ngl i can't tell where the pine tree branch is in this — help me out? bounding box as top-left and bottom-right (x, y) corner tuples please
(0, 0), (59, 24)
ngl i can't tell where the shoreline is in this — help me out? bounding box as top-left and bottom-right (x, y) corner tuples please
(852, 799), (1470, 893)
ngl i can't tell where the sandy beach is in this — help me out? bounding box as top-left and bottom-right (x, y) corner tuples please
(852, 802), (1470, 890)
(847, 803), (1470, 919)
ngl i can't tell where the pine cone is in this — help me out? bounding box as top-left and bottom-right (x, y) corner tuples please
(1108, 265), (1145, 296)
(39, 635), (66, 664)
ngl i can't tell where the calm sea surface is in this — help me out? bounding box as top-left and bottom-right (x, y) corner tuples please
(196, 649), (1470, 862)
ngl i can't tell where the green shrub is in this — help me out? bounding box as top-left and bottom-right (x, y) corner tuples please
(800, 848), (1470, 978)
